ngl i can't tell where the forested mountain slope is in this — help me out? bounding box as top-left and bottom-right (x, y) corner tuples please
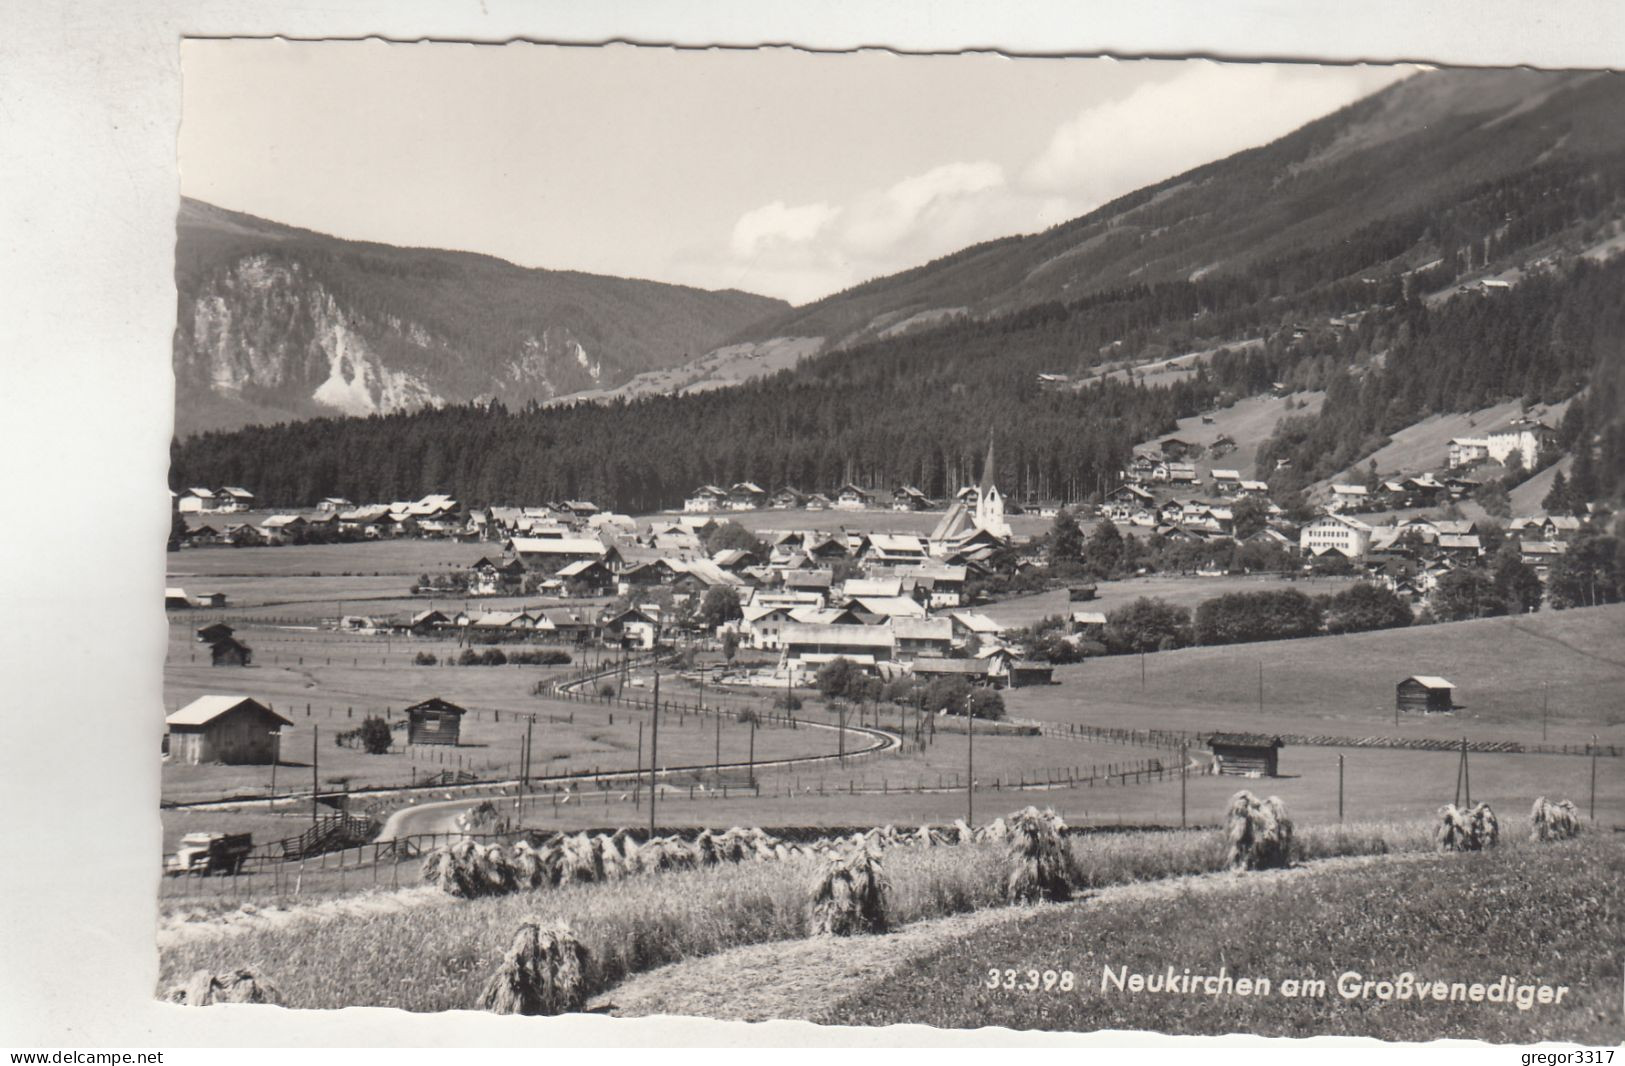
(172, 199), (787, 434)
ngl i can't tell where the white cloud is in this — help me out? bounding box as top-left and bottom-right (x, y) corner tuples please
(1024, 62), (1404, 200)
(729, 200), (842, 259)
(705, 64), (1407, 304)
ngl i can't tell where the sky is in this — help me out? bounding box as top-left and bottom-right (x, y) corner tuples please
(180, 42), (1413, 305)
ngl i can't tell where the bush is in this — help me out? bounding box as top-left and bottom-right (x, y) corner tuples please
(598, 682), (617, 698)
(1193, 589), (1322, 645)
(480, 648), (509, 666)
(1322, 583), (1413, 634)
(1104, 597), (1191, 654)
(921, 677), (971, 715)
(965, 687), (1005, 720)
(358, 716), (393, 755)
(458, 649), (481, 667)
(414, 651), (438, 666)
(774, 693), (803, 712)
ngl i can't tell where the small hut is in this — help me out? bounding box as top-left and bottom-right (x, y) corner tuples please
(1396, 675), (1455, 714)
(196, 622), (235, 644)
(1207, 732), (1284, 777)
(1068, 585), (1099, 602)
(1008, 661), (1055, 688)
(209, 636), (253, 667)
(166, 696), (292, 765)
(405, 697), (467, 746)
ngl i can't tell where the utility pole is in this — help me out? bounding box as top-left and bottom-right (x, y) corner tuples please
(634, 721), (643, 810)
(1140, 651), (1146, 689)
(269, 730), (279, 798)
(311, 724), (319, 826)
(748, 716), (756, 787)
(714, 709), (721, 782)
(1257, 661), (1264, 715)
(1542, 683), (1548, 743)
(967, 709), (975, 827)
(1338, 754), (1345, 824)
(838, 702), (846, 765)
(1590, 734), (1598, 821)
(648, 671), (660, 838)
(1179, 743), (1187, 828)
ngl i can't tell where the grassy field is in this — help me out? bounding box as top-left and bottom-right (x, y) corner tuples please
(1312, 396), (1571, 489)
(154, 814), (1437, 1012)
(827, 837), (1623, 1044)
(978, 572), (1362, 630)
(1004, 603), (1625, 746)
(1128, 388), (1325, 481)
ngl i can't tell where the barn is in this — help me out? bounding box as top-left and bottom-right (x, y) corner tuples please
(1206, 732), (1284, 777)
(196, 622), (234, 644)
(209, 636), (253, 667)
(405, 697), (467, 746)
(1396, 675), (1456, 714)
(166, 696), (292, 765)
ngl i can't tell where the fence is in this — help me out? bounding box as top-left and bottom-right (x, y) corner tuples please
(156, 756), (1192, 900)
(1036, 721), (1621, 758)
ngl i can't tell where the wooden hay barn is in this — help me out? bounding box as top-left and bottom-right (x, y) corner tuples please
(166, 696), (292, 766)
(209, 636), (252, 667)
(1008, 661), (1055, 687)
(195, 622), (234, 644)
(1207, 732), (1284, 777)
(1396, 675), (1455, 714)
(405, 697), (467, 746)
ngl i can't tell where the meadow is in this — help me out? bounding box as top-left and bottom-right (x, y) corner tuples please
(1005, 602), (1625, 745)
(978, 572), (1362, 630)
(828, 837), (1622, 1044)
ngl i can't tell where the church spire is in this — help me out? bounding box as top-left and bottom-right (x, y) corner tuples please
(979, 431), (996, 495)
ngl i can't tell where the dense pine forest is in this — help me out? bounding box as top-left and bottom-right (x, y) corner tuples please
(170, 250), (1625, 513)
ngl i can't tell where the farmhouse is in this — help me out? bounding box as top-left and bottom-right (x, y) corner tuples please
(834, 484), (873, 510)
(209, 636), (253, 667)
(684, 485), (727, 513)
(1207, 732), (1284, 777)
(555, 558), (614, 596)
(892, 485), (931, 511)
(769, 487), (806, 509)
(218, 486), (255, 512)
(1211, 469), (1242, 494)
(405, 697), (466, 746)
(726, 482), (767, 511)
(166, 696), (292, 765)
(507, 536), (608, 572)
(1396, 675), (1455, 714)
(177, 487), (219, 513)
(1299, 513), (1373, 558)
(1070, 610), (1107, 637)
(889, 617), (954, 660)
(779, 623), (894, 678)
(1485, 418), (1556, 467)
(1329, 483), (1370, 511)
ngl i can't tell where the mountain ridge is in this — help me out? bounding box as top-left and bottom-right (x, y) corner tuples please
(172, 198), (788, 434)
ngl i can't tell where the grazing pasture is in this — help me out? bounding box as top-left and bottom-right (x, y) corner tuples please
(1006, 603), (1625, 744)
(978, 572), (1362, 630)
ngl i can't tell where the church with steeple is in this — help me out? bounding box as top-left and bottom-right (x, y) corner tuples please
(928, 433), (1012, 550)
(971, 435), (1011, 539)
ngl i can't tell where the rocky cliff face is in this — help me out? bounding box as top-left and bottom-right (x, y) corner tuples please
(172, 199), (787, 435)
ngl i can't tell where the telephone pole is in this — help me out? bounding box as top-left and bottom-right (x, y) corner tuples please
(966, 710), (975, 827)
(311, 724), (320, 825)
(648, 671), (661, 838)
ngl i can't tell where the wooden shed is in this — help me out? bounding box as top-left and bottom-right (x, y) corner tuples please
(209, 636), (252, 667)
(1207, 732), (1284, 777)
(196, 622), (235, 644)
(1396, 675), (1455, 714)
(166, 696), (292, 766)
(405, 697), (467, 746)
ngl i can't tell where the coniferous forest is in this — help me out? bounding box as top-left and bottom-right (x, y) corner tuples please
(170, 252), (1625, 513)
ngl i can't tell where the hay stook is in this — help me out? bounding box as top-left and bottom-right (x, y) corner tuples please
(1529, 796), (1582, 842)
(1225, 790), (1295, 871)
(1004, 806), (1083, 903)
(1436, 802), (1500, 852)
(807, 843), (890, 936)
(477, 919), (590, 1016)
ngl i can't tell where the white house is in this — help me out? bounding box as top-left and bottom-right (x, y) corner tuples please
(1299, 513), (1374, 558)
